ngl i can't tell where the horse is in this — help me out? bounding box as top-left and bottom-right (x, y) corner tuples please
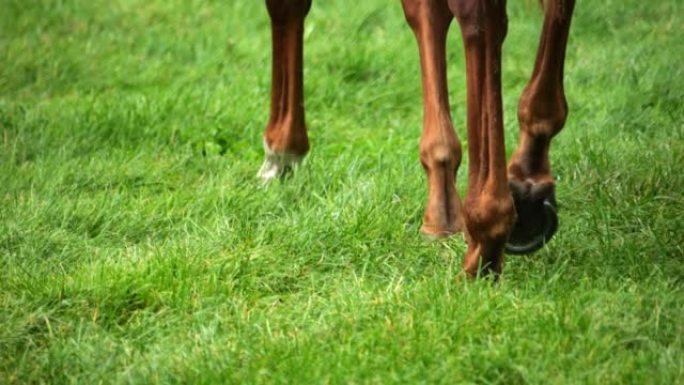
(257, 0), (575, 278)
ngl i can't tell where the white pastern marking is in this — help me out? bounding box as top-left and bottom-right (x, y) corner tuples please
(257, 139), (304, 182)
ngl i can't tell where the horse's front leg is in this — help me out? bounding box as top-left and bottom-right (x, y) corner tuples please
(450, 0), (515, 278)
(402, 0), (465, 238)
(259, 0), (312, 181)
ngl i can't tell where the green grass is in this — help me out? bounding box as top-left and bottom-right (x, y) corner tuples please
(2, 0), (683, 383)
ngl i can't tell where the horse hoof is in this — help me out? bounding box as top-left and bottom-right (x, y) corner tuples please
(505, 179), (559, 255)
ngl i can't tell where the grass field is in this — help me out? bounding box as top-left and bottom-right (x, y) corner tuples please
(2, 0), (684, 383)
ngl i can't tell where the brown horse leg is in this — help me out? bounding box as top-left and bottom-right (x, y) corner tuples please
(402, 0), (464, 237)
(449, 0), (515, 278)
(259, 0), (312, 181)
(505, 0), (575, 254)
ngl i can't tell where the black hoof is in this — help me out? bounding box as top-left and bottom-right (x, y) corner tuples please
(505, 180), (559, 255)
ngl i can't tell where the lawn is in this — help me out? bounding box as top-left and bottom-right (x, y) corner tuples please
(1, 0), (683, 383)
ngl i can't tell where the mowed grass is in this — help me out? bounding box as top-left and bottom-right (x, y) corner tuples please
(1, 0), (683, 383)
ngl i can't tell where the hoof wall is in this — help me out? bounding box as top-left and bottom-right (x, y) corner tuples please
(505, 179), (559, 255)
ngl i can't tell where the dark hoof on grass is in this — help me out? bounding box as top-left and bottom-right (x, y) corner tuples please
(505, 179), (558, 255)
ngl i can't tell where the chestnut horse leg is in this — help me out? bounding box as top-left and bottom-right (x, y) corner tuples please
(402, 0), (464, 237)
(449, 0), (515, 277)
(258, 0), (312, 181)
(505, 0), (575, 254)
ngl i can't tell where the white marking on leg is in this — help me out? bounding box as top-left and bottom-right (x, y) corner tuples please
(257, 139), (304, 182)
